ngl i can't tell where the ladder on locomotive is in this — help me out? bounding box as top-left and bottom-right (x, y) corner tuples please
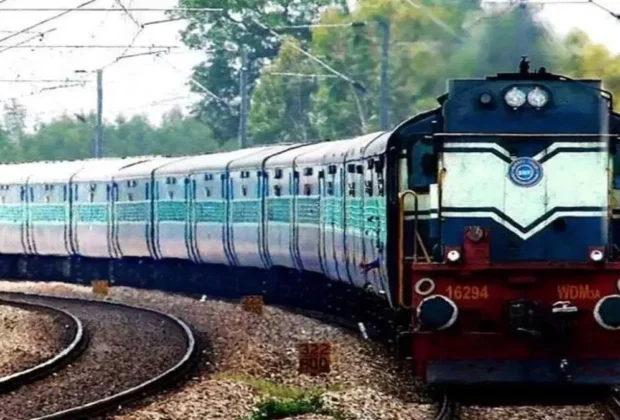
(397, 190), (432, 307)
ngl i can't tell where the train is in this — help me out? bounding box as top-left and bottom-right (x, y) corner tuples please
(0, 60), (619, 386)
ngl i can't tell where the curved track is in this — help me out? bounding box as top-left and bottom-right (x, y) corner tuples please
(604, 387), (620, 419)
(0, 299), (86, 394)
(434, 392), (460, 420)
(0, 292), (197, 420)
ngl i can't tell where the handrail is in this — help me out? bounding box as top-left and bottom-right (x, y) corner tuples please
(398, 190), (416, 308)
(398, 190), (433, 308)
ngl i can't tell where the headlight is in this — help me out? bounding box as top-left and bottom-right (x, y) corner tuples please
(447, 250), (461, 262)
(527, 87), (549, 108)
(504, 87), (526, 108)
(590, 249), (604, 262)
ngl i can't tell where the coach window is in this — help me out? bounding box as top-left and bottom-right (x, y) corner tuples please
(408, 137), (437, 192)
(348, 182), (356, 197)
(326, 181), (334, 196)
(614, 138), (620, 189)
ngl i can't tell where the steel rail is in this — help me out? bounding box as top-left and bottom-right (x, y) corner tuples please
(0, 299), (87, 394)
(604, 387), (620, 420)
(0, 292), (198, 420)
(435, 392), (461, 420)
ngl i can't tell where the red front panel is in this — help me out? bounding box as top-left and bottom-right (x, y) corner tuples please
(409, 264), (620, 383)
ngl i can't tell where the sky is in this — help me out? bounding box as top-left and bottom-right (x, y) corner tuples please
(0, 0), (619, 132)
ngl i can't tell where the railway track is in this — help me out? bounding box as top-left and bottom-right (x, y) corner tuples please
(434, 392), (460, 420)
(604, 387), (620, 419)
(0, 291), (197, 420)
(0, 299), (86, 394)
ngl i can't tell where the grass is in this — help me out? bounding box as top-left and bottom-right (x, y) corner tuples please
(216, 373), (351, 420)
(246, 394), (353, 420)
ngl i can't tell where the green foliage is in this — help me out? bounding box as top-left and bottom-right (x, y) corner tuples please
(175, 0), (339, 145)
(177, 0), (620, 145)
(248, 394), (324, 420)
(218, 373), (345, 399)
(1, 2), (620, 163)
(245, 394), (352, 420)
(216, 375), (349, 420)
(0, 108), (218, 164)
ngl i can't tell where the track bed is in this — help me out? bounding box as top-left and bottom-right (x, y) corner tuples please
(0, 292), (194, 420)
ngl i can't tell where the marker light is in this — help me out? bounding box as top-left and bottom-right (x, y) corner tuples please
(590, 249), (604, 262)
(447, 250), (461, 262)
(479, 92), (493, 106)
(466, 226), (485, 243)
(527, 87), (549, 108)
(414, 278), (436, 296)
(504, 87), (527, 108)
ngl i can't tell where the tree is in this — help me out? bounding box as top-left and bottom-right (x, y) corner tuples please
(20, 114), (93, 162)
(175, 0), (339, 144)
(3, 99), (27, 145)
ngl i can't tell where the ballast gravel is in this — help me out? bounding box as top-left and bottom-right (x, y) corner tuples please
(461, 405), (607, 419)
(0, 281), (428, 420)
(0, 281), (609, 420)
(0, 286), (188, 420)
(0, 304), (70, 378)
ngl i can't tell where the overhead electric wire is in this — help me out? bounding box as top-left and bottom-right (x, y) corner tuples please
(101, 0), (145, 67)
(0, 7), (223, 12)
(0, 79), (92, 83)
(102, 26), (144, 68)
(589, 0), (620, 18)
(0, 28), (57, 55)
(0, 82), (87, 104)
(269, 72), (339, 79)
(0, 0), (99, 44)
(116, 49), (169, 61)
(273, 22), (367, 30)
(250, 17), (366, 92)
(0, 44), (179, 49)
(400, 0), (462, 41)
(114, 0), (141, 27)
(160, 58), (227, 105)
(142, 17), (183, 27)
(116, 95), (194, 113)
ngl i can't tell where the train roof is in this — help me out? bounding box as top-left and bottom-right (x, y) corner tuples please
(113, 156), (184, 181)
(72, 157), (150, 182)
(343, 131), (387, 162)
(0, 162), (43, 185)
(362, 132), (390, 157)
(227, 144), (297, 171)
(153, 147), (269, 176)
(26, 160), (87, 184)
(263, 143), (317, 168)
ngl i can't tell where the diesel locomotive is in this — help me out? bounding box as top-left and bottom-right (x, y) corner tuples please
(0, 61), (617, 385)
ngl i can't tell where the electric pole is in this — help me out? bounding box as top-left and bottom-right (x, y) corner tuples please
(238, 46), (249, 148)
(95, 69), (103, 158)
(379, 20), (390, 131)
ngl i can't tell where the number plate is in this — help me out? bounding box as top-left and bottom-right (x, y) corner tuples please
(241, 296), (264, 315)
(91, 280), (109, 296)
(298, 342), (332, 375)
(445, 285), (489, 301)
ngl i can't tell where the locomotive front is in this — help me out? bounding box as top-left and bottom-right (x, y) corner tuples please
(392, 63), (620, 384)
